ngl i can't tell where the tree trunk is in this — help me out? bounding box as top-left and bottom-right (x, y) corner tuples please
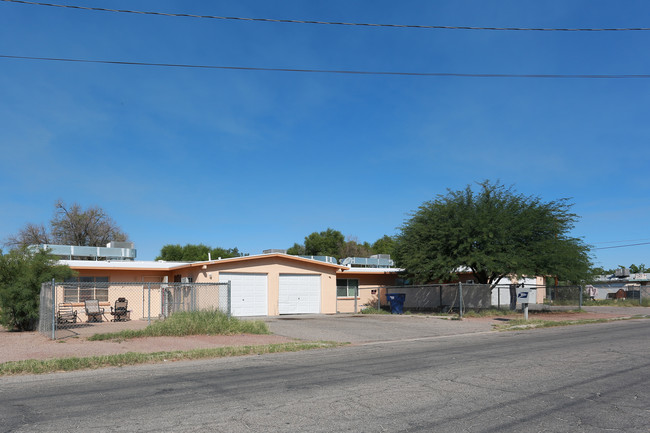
(509, 284), (517, 310)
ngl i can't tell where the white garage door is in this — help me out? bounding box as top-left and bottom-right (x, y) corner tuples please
(279, 274), (321, 314)
(220, 273), (268, 316)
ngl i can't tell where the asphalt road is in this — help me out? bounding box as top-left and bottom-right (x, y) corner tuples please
(1, 320), (648, 432)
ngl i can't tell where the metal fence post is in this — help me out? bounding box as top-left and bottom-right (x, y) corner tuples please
(51, 278), (56, 340)
(377, 287), (381, 311)
(459, 282), (463, 319)
(147, 282), (151, 325)
(579, 285), (583, 310)
(227, 281), (232, 317)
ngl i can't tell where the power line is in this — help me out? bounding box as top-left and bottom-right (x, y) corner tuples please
(2, 0), (649, 32)
(2, 54), (650, 79)
(594, 242), (650, 250)
(593, 237), (650, 245)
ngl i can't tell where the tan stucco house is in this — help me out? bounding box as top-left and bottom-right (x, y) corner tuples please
(60, 253), (403, 317)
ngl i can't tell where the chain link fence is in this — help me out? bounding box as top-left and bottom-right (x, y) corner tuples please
(354, 283), (493, 315)
(544, 285), (582, 306)
(353, 282), (546, 316)
(355, 283), (650, 313)
(39, 280), (231, 340)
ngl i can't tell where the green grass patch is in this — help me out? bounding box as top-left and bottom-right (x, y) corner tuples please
(0, 341), (346, 376)
(462, 308), (519, 318)
(495, 318), (610, 330)
(582, 299), (650, 307)
(543, 300), (581, 306)
(359, 306), (390, 314)
(494, 315), (650, 331)
(88, 310), (269, 341)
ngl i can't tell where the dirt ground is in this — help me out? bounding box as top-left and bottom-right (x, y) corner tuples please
(0, 309), (642, 364)
(0, 319), (293, 364)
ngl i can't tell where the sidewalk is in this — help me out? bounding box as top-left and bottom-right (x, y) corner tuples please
(2, 307), (646, 364)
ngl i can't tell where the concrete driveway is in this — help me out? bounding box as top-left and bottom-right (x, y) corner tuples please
(262, 313), (494, 343)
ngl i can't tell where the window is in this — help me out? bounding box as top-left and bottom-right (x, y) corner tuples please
(64, 276), (109, 303)
(337, 279), (359, 297)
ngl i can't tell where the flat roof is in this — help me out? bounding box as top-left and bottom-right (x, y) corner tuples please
(60, 260), (189, 271)
(60, 253), (349, 272)
(339, 267), (403, 274)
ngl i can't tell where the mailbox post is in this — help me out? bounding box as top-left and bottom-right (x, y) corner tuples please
(516, 287), (533, 320)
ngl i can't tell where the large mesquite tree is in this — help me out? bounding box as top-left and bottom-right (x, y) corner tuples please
(393, 181), (592, 287)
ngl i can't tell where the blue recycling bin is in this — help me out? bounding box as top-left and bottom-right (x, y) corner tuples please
(385, 293), (406, 314)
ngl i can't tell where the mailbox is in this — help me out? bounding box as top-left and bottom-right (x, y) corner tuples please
(516, 288), (536, 304)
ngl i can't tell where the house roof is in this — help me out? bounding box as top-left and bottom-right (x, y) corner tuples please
(60, 253), (348, 272)
(60, 260), (189, 271)
(338, 267), (403, 275)
(595, 272), (650, 283)
(187, 253), (348, 270)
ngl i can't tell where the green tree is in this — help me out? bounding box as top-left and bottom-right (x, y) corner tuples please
(286, 243), (306, 255)
(303, 228), (346, 258)
(156, 244), (244, 261)
(371, 235), (396, 256)
(211, 247), (244, 259)
(590, 266), (616, 276)
(6, 200), (128, 248)
(182, 244), (211, 261)
(0, 247), (73, 331)
(628, 264), (648, 274)
(157, 244), (184, 261)
(393, 180), (592, 287)
(288, 232), (398, 260)
(339, 237), (372, 259)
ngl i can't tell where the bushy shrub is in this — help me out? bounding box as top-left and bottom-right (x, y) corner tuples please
(0, 248), (73, 331)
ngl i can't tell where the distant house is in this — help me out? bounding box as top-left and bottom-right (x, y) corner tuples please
(592, 268), (649, 299)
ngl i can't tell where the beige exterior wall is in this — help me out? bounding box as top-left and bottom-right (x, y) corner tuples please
(66, 255), (343, 318)
(193, 256), (340, 315)
(536, 276), (546, 303)
(336, 271), (401, 313)
(65, 268), (177, 321)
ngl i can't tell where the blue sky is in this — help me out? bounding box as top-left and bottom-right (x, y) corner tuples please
(1, 0), (649, 268)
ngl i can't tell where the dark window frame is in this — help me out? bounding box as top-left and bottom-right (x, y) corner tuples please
(63, 276), (109, 303)
(337, 278), (359, 298)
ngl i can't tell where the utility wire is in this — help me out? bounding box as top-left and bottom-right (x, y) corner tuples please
(594, 242), (650, 250)
(2, 55), (650, 79)
(593, 237), (650, 245)
(2, 0), (649, 32)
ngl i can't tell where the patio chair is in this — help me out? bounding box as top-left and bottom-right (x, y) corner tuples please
(110, 297), (129, 322)
(84, 299), (106, 322)
(57, 304), (78, 324)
